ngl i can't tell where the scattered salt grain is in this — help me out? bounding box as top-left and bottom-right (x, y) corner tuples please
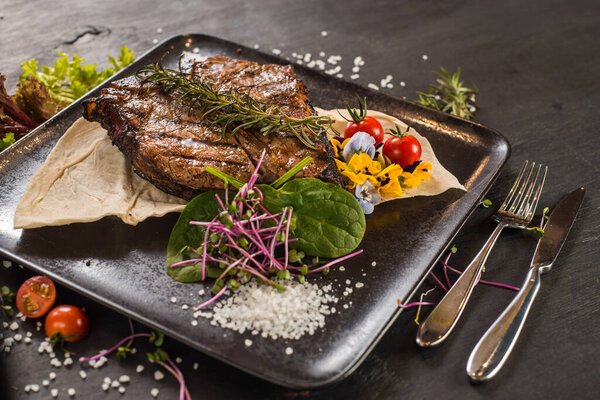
(191, 320), (198, 326)
(356, 282), (364, 288)
(271, 49), (282, 55)
(64, 357), (73, 366)
(13, 334), (22, 342)
(42, 380), (50, 387)
(170, 296), (177, 303)
(154, 370), (165, 381)
(24, 384), (31, 392)
(285, 347), (294, 355)
(253, 44), (260, 49)
(111, 380), (120, 388)
(422, 54), (428, 60)
(68, 387), (76, 397)
(199, 280), (336, 340)
(343, 304), (349, 309)
(26, 331), (32, 337)
(118, 386), (126, 394)
(102, 382), (110, 391)
(2, 260), (12, 268)
(151, 388), (160, 398)
(31, 384), (40, 392)
(156, 27), (163, 34)
(51, 388), (59, 398)
(175, 357), (182, 364)
(193, 362), (199, 370)
(400, 81), (406, 87)
(339, 266), (345, 272)
(350, 74), (360, 80)
(192, 47), (200, 54)
(321, 31), (328, 37)
(152, 39), (158, 44)
(49, 372), (57, 380)
(136, 365), (145, 373)
(319, 51), (325, 57)
(181, 304), (189, 310)
(245, 339), (253, 347)
(9, 321), (18, 330)
(371, 261), (377, 266)
(79, 370), (87, 379)
(198, 289), (205, 296)
(119, 375), (130, 383)
(368, 83), (379, 91)
(345, 280), (351, 285)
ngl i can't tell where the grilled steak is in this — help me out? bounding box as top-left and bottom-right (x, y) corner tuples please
(83, 56), (342, 200)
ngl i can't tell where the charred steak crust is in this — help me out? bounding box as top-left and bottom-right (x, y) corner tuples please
(82, 56), (343, 200)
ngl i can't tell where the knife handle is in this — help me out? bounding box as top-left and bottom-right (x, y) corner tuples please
(416, 222), (506, 347)
(466, 267), (541, 381)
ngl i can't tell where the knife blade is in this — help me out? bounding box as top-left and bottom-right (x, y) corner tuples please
(531, 187), (586, 268)
(467, 187), (585, 382)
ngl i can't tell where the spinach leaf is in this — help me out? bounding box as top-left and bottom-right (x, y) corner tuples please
(166, 190), (225, 282)
(258, 178), (365, 258)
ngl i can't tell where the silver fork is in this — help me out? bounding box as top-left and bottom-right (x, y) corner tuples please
(416, 161), (547, 347)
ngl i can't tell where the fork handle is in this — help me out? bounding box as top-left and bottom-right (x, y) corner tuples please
(466, 267), (541, 381)
(416, 222), (506, 347)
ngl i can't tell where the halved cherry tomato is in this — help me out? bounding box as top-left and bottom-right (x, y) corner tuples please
(344, 116), (384, 144)
(16, 276), (56, 318)
(383, 135), (422, 168)
(45, 305), (89, 342)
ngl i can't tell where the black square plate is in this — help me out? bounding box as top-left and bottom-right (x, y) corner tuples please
(0, 34), (509, 389)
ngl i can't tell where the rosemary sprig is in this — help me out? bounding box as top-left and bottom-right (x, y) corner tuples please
(417, 67), (478, 120)
(138, 63), (333, 149)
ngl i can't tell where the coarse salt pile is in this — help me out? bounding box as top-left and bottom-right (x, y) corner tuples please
(196, 280), (338, 340)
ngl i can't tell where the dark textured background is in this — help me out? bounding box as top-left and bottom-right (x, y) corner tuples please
(1, 0), (599, 398)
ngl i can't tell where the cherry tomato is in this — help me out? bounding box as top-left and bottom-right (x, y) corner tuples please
(16, 276), (56, 318)
(344, 116), (384, 144)
(383, 135), (422, 168)
(45, 305), (89, 342)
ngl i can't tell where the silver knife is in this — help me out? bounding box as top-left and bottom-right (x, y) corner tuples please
(466, 186), (585, 382)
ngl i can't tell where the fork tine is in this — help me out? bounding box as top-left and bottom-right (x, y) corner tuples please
(499, 160), (529, 211)
(515, 163), (542, 216)
(507, 162), (535, 213)
(524, 165), (547, 220)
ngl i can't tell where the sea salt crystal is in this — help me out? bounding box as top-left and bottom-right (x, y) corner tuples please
(2, 260), (11, 268)
(42, 380), (50, 387)
(152, 39), (158, 44)
(367, 83), (379, 91)
(175, 357), (182, 364)
(345, 280), (351, 285)
(422, 54), (428, 60)
(24, 384), (31, 392)
(193, 362), (199, 370)
(13, 334), (22, 342)
(79, 370), (87, 379)
(355, 282), (364, 288)
(181, 304), (189, 310)
(136, 365), (145, 373)
(68, 387), (76, 397)
(154, 370), (165, 381)
(191, 320), (198, 326)
(119, 375), (130, 383)
(198, 289), (205, 296)
(271, 49), (282, 55)
(156, 27), (163, 34)
(285, 347), (294, 355)
(51, 388), (59, 398)
(102, 382), (110, 391)
(9, 321), (18, 330)
(111, 380), (120, 388)
(400, 81), (406, 87)
(339, 266), (345, 271)
(151, 388), (160, 398)
(31, 384), (40, 392)
(253, 44), (260, 49)
(192, 47), (200, 54)
(49, 372), (57, 380)
(321, 31), (328, 37)
(245, 339), (252, 347)
(118, 386), (126, 394)
(170, 296), (177, 303)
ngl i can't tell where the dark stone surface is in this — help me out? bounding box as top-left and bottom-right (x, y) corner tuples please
(1, 0), (599, 398)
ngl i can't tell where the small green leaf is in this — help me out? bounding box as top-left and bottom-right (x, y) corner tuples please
(450, 245), (458, 254)
(481, 199), (492, 208)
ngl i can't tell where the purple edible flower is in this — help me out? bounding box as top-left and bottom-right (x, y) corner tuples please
(355, 181), (381, 214)
(343, 132), (376, 162)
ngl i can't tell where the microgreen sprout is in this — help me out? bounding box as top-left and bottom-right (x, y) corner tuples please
(79, 329), (191, 400)
(527, 206), (551, 238)
(481, 198), (492, 208)
(171, 150), (363, 310)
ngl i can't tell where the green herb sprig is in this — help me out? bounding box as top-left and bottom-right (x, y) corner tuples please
(417, 67), (478, 120)
(138, 63), (333, 149)
(1, 285), (16, 317)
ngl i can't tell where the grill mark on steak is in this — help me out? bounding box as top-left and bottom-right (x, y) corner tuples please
(83, 56), (343, 200)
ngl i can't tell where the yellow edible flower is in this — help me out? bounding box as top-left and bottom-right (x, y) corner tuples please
(373, 164), (404, 198)
(336, 153), (382, 189)
(401, 161), (433, 188)
(330, 137), (349, 159)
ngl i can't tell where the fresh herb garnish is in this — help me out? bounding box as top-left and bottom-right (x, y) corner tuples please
(417, 67), (478, 120)
(139, 63), (333, 149)
(481, 198), (492, 208)
(166, 152), (365, 306)
(0, 133), (16, 152)
(1, 285), (16, 317)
